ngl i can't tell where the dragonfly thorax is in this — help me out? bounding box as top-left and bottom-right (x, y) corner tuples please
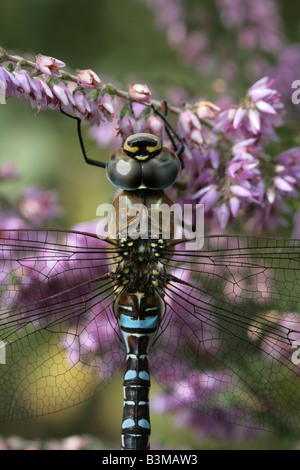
(113, 238), (167, 293)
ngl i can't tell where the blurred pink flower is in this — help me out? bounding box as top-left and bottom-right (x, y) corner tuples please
(195, 101), (221, 120)
(19, 187), (63, 224)
(146, 115), (164, 139)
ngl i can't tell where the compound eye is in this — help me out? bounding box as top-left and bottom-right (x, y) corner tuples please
(106, 149), (142, 190)
(142, 148), (181, 190)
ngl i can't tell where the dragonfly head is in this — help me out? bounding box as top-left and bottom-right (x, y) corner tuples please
(123, 133), (162, 161)
(106, 133), (181, 191)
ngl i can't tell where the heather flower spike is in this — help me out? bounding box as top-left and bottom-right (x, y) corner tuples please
(36, 55), (66, 77)
(0, 47), (299, 232)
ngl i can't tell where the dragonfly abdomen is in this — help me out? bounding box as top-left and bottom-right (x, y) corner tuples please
(115, 291), (164, 450)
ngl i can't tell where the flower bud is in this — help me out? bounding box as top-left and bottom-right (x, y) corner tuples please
(195, 101), (220, 119)
(216, 203), (230, 229)
(36, 55), (65, 77)
(129, 83), (152, 105)
(77, 69), (102, 89)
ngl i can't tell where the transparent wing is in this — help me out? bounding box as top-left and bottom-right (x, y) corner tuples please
(0, 229), (124, 421)
(150, 236), (300, 435)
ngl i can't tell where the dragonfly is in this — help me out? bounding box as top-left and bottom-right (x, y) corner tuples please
(0, 106), (300, 450)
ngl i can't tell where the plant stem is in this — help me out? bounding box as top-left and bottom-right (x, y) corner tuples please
(0, 49), (213, 128)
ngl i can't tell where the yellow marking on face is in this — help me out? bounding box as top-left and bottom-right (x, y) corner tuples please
(135, 155), (150, 161)
(124, 142), (139, 154)
(146, 143), (161, 153)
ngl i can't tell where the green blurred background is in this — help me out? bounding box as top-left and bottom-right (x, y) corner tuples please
(0, 0), (299, 450)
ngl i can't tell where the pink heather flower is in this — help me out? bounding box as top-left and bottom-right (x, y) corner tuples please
(0, 212), (28, 230)
(221, 77), (283, 138)
(226, 158), (260, 183)
(19, 187), (62, 224)
(232, 107), (246, 129)
(72, 91), (92, 115)
(0, 68), (7, 96)
(0, 162), (19, 181)
(36, 55), (65, 77)
(248, 108), (261, 133)
(118, 114), (147, 138)
(232, 138), (258, 157)
(77, 69), (102, 89)
(97, 93), (117, 121)
(85, 100), (104, 126)
(33, 77), (53, 99)
(12, 71), (54, 113)
(0, 64), (105, 124)
(247, 77), (280, 112)
(0, 68), (19, 100)
(130, 101), (147, 118)
(206, 148), (220, 169)
(31, 78), (52, 112)
(195, 185), (219, 212)
(13, 70), (31, 95)
(178, 110), (203, 150)
(266, 188), (276, 204)
(229, 196), (240, 217)
(230, 184), (254, 200)
(90, 119), (121, 148)
(28, 77), (42, 105)
(129, 83), (152, 105)
(216, 203), (230, 228)
(276, 147), (300, 182)
(52, 83), (75, 108)
(273, 176), (294, 193)
(146, 115), (164, 139)
(195, 101), (221, 120)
